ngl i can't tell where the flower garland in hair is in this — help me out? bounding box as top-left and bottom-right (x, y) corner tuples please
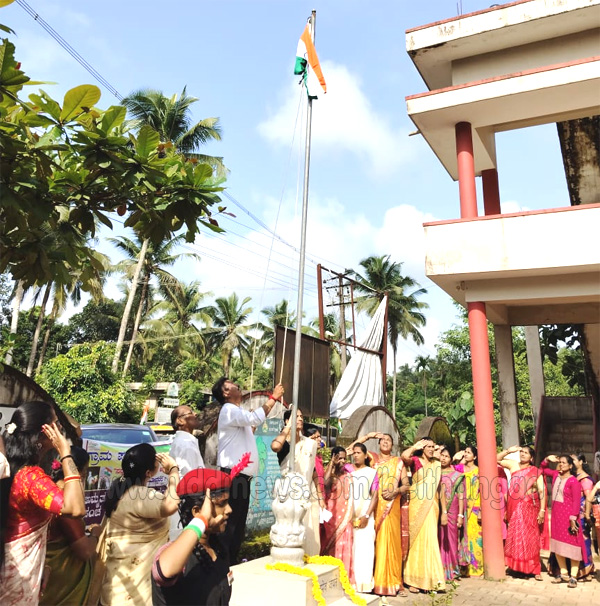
(304, 555), (367, 606)
(230, 452), (252, 478)
(265, 563), (325, 606)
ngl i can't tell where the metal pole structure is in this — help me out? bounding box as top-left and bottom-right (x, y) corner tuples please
(317, 264), (325, 339)
(350, 283), (357, 351)
(339, 275), (347, 372)
(289, 10), (316, 471)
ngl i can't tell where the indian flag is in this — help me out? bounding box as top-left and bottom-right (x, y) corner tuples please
(294, 24), (327, 99)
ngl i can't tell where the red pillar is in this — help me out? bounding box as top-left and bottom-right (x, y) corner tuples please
(455, 122), (478, 218)
(482, 168), (501, 215)
(456, 121), (506, 580)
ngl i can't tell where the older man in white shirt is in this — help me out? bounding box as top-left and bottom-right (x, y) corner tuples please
(168, 405), (204, 539)
(214, 377), (284, 563)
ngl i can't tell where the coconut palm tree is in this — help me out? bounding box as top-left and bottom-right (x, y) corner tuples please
(110, 234), (200, 377)
(352, 255), (429, 418)
(208, 293), (253, 376)
(145, 279), (212, 361)
(415, 354), (433, 417)
(122, 87), (226, 177)
(257, 300), (297, 363)
(111, 87), (226, 374)
(307, 312), (347, 399)
(35, 252), (109, 374)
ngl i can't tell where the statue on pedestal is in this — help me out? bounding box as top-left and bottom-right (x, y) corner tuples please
(270, 471), (309, 566)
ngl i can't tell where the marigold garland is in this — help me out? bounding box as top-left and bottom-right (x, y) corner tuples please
(265, 556), (366, 606)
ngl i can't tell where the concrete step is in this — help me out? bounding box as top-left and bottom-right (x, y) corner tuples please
(230, 555), (379, 606)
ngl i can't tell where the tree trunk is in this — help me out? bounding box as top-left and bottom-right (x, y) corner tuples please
(26, 283), (51, 376)
(122, 273), (150, 378)
(36, 296), (60, 375)
(112, 238), (149, 373)
(392, 347), (397, 420)
(4, 280), (25, 365)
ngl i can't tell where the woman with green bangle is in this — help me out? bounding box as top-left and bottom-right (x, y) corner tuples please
(152, 468), (233, 605)
(100, 444), (180, 605)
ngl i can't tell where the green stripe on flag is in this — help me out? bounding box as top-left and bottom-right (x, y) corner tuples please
(294, 56), (307, 75)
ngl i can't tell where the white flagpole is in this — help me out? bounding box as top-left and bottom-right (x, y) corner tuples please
(289, 9), (316, 471)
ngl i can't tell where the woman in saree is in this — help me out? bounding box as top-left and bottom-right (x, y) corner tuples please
(348, 443), (378, 592)
(438, 447), (464, 582)
(453, 445), (484, 576)
(572, 453), (595, 580)
(401, 437), (445, 593)
(497, 445), (545, 580)
(321, 446), (354, 581)
(373, 433), (409, 597)
(100, 443), (180, 605)
(541, 455), (583, 589)
(0, 401), (86, 606)
(41, 446), (102, 606)
(271, 409), (324, 556)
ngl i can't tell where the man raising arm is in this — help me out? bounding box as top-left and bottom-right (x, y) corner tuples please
(214, 377), (284, 563)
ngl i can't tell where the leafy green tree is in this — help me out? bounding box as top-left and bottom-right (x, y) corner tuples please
(38, 342), (139, 423)
(352, 255), (428, 416)
(2, 306), (63, 371)
(0, 272), (12, 330)
(1, 46), (224, 284)
(66, 299), (124, 344)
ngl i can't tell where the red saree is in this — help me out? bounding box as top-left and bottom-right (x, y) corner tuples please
(504, 466), (543, 575)
(321, 471), (354, 583)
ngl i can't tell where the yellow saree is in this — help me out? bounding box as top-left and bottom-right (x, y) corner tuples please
(373, 457), (403, 596)
(403, 459), (445, 591)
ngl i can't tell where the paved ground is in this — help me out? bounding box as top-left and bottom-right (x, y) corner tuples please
(383, 553), (600, 606)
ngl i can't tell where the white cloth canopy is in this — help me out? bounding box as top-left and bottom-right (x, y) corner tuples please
(329, 296), (386, 419)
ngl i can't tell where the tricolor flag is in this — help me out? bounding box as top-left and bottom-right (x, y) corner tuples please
(294, 24), (327, 99)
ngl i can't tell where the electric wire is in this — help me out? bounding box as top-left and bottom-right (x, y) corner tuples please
(15, 0), (123, 100)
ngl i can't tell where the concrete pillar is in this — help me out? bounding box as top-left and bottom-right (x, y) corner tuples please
(456, 121), (505, 580)
(493, 325), (520, 447)
(482, 168), (501, 215)
(524, 325), (545, 429)
(455, 122), (478, 218)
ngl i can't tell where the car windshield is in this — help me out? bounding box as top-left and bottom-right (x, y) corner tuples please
(81, 428), (155, 444)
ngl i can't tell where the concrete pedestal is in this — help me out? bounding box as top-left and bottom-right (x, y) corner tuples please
(230, 555), (380, 606)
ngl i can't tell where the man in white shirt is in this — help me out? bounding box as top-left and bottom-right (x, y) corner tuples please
(214, 376), (284, 563)
(168, 405), (204, 539)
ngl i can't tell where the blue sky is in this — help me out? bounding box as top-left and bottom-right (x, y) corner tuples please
(2, 1), (569, 367)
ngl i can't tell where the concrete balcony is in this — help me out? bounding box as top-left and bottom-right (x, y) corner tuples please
(424, 203), (600, 325)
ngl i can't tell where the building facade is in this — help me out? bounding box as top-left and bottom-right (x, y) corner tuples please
(405, 0), (600, 578)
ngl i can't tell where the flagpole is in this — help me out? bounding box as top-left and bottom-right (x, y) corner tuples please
(289, 10), (316, 472)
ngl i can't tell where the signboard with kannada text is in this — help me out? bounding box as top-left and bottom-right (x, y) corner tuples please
(82, 437), (173, 525)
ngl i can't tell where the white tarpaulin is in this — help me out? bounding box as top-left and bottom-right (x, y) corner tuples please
(329, 296), (386, 419)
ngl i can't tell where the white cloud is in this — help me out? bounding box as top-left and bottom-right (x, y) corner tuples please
(186, 194), (455, 363)
(500, 200), (531, 214)
(258, 61), (412, 177)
